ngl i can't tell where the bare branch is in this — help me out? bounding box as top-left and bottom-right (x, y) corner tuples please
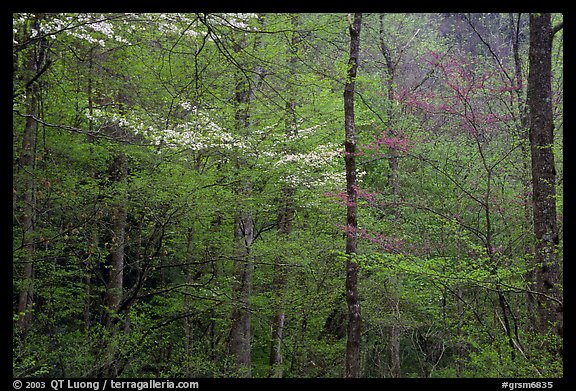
(552, 21), (563, 37)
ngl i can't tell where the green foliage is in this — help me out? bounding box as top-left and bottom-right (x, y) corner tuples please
(12, 12), (562, 379)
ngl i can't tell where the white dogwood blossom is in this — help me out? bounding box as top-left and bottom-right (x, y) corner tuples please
(84, 104), (252, 153)
(273, 141), (343, 189)
(275, 143), (340, 168)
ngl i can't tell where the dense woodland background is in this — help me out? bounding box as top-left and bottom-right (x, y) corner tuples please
(13, 13), (563, 378)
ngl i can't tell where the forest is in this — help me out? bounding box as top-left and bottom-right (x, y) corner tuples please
(12, 13), (563, 379)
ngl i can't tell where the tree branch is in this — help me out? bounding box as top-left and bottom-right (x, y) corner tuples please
(552, 21), (563, 37)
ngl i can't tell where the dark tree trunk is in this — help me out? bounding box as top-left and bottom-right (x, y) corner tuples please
(94, 152), (128, 378)
(344, 12), (362, 379)
(16, 89), (38, 334)
(527, 13), (562, 340)
(15, 14), (49, 334)
(508, 13), (541, 329)
(106, 153), (128, 318)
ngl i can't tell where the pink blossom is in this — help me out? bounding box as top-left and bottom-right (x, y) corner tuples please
(365, 129), (413, 155)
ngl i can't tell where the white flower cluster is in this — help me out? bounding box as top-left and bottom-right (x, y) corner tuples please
(275, 143), (344, 189)
(156, 13), (188, 35)
(65, 17), (130, 47)
(13, 14), (132, 48)
(84, 103), (250, 153)
(154, 121), (247, 152)
(279, 168), (345, 190)
(275, 143), (341, 168)
(217, 13), (259, 29)
(85, 108), (130, 127)
(149, 13), (258, 40)
(179, 101), (197, 113)
(13, 13), (262, 49)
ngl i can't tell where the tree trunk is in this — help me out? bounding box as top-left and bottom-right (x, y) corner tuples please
(388, 300), (402, 378)
(92, 152), (129, 378)
(106, 153), (128, 318)
(379, 14), (402, 378)
(527, 13), (562, 340)
(509, 13), (540, 330)
(228, 208), (254, 375)
(344, 12), (362, 379)
(269, 185), (294, 377)
(269, 14), (299, 378)
(227, 31), (258, 374)
(16, 89), (38, 334)
(269, 251), (288, 377)
(15, 14), (49, 334)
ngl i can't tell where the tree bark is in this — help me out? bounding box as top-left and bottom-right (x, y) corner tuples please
(227, 25), (261, 374)
(344, 12), (362, 379)
(269, 170), (295, 374)
(527, 13), (562, 339)
(96, 152), (129, 377)
(268, 227), (290, 377)
(269, 14), (300, 378)
(15, 14), (49, 334)
(508, 13), (540, 329)
(229, 209), (254, 374)
(269, 172), (294, 379)
(16, 87), (38, 334)
(378, 14), (401, 220)
(379, 14), (402, 378)
(105, 152), (128, 319)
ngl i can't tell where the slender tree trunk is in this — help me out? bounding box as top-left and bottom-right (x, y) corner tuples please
(15, 14), (49, 334)
(388, 300), (402, 377)
(97, 153), (128, 378)
(183, 227), (195, 378)
(269, 286), (286, 376)
(228, 35), (256, 375)
(106, 153), (128, 317)
(94, 152), (128, 378)
(269, 160), (295, 374)
(508, 13), (541, 330)
(378, 13), (402, 219)
(16, 90), (38, 334)
(269, 14), (300, 378)
(227, 14), (267, 377)
(527, 13), (562, 340)
(84, 47), (101, 331)
(268, 228), (290, 377)
(229, 208), (254, 375)
(379, 14), (403, 378)
(269, 186), (294, 378)
(344, 12), (362, 378)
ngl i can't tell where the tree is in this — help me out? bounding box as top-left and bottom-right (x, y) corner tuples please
(527, 12), (562, 341)
(376, 13), (422, 378)
(226, 14), (267, 376)
(14, 13), (51, 334)
(269, 13), (300, 378)
(344, 12), (362, 378)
